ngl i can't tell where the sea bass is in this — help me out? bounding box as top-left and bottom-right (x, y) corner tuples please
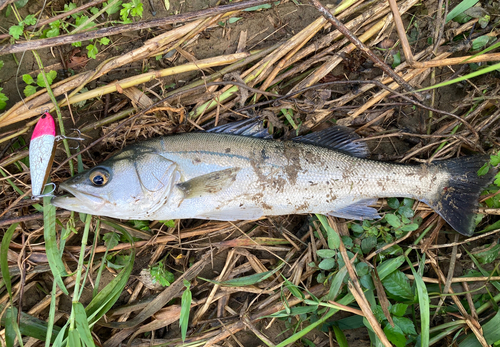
(51, 120), (495, 236)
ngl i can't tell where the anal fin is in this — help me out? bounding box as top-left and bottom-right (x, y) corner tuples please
(328, 199), (380, 220)
(176, 168), (240, 199)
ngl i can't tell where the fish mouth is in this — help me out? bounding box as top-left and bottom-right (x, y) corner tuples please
(51, 183), (106, 212)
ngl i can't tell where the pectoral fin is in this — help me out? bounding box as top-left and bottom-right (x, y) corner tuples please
(328, 199), (380, 220)
(176, 168), (241, 199)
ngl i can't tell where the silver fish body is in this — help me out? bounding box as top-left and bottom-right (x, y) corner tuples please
(52, 127), (494, 236)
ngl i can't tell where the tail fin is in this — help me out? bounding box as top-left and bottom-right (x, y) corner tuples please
(426, 156), (496, 236)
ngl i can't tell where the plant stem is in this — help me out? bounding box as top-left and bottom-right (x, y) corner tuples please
(69, 214), (92, 330)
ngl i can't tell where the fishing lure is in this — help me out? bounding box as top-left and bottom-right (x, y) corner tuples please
(29, 112), (56, 198)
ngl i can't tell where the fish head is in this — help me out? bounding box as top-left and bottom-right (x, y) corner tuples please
(52, 147), (178, 219)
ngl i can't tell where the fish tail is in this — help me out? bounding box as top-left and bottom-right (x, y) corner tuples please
(425, 156), (496, 236)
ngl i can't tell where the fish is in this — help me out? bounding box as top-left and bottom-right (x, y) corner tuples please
(51, 119), (496, 236)
(29, 112), (56, 198)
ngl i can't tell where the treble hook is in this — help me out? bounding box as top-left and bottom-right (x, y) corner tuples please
(31, 182), (56, 199)
(55, 129), (85, 150)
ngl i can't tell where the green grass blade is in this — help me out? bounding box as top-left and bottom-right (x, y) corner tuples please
(0, 223), (18, 298)
(316, 214), (340, 249)
(445, 0), (479, 22)
(68, 328), (82, 347)
(406, 256), (429, 346)
(274, 294), (355, 347)
(5, 307), (17, 347)
(73, 302), (95, 347)
(200, 262), (284, 287)
(85, 227), (135, 324)
(52, 322), (69, 347)
(45, 281), (58, 347)
(332, 325), (349, 347)
(180, 281), (192, 342)
(415, 62), (500, 93)
(43, 195), (68, 295)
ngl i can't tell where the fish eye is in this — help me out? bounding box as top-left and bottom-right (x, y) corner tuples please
(89, 169), (109, 186)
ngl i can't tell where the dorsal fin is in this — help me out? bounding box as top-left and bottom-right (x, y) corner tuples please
(293, 126), (369, 158)
(207, 118), (272, 139)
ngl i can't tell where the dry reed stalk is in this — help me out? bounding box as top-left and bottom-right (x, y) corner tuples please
(0, 19), (205, 127)
(348, 51), (451, 120)
(0, 52), (249, 128)
(427, 253), (489, 347)
(412, 53), (500, 68)
(388, 0), (414, 65)
(291, 0), (419, 94)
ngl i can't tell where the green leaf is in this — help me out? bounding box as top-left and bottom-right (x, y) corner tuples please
(85, 223), (135, 324)
(0, 92), (7, 110)
(389, 303), (408, 317)
(180, 283), (192, 342)
(474, 243), (500, 264)
(392, 51), (401, 68)
(398, 205), (414, 218)
(43, 196), (69, 295)
(72, 41), (82, 47)
(318, 258), (336, 270)
(393, 316), (417, 336)
(159, 219), (175, 227)
(387, 198), (400, 209)
(86, 44), (98, 59)
(472, 35), (492, 51)
(382, 270), (412, 300)
(104, 0), (123, 15)
(490, 154), (500, 166)
(355, 262), (369, 276)
(36, 70), (57, 87)
(332, 325), (349, 347)
(99, 37), (110, 45)
(1, 223), (19, 297)
(24, 85), (37, 97)
(401, 223), (419, 232)
(103, 232), (120, 249)
(204, 263), (285, 287)
(384, 323), (406, 347)
(385, 214), (401, 228)
(9, 24), (24, 39)
(317, 249), (337, 258)
(316, 214), (340, 249)
(73, 302), (95, 347)
(361, 236), (377, 254)
(23, 14), (36, 25)
(90, 7), (99, 14)
(406, 257), (429, 346)
(372, 305), (386, 322)
(228, 17), (242, 24)
(377, 255), (405, 280)
(0, 60), (4, 69)
(46, 27), (60, 38)
(446, 0), (480, 22)
(283, 277), (304, 299)
(23, 74), (35, 84)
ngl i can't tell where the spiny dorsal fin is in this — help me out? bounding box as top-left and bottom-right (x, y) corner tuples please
(176, 168), (241, 199)
(207, 118), (272, 139)
(293, 126), (369, 158)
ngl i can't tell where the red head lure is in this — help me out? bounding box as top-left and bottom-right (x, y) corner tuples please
(29, 112), (56, 198)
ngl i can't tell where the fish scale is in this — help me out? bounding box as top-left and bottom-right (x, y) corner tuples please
(52, 123), (496, 236)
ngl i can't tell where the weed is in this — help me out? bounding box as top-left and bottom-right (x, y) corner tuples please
(22, 70), (57, 97)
